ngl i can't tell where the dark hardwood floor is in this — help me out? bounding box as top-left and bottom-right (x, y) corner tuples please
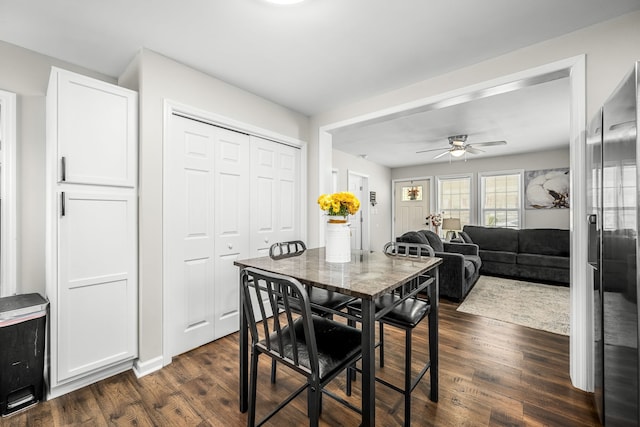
(1, 299), (601, 426)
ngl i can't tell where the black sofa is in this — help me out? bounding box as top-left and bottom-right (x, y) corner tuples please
(461, 225), (570, 285)
(396, 230), (481, 301)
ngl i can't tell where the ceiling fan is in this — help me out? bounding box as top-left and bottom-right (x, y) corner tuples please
(416, 134), (507, 160)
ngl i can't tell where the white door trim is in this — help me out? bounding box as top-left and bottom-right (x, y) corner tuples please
(0, 90), (17, 297)
(162, 100), (308, 366)
(318, 55), (589, 390)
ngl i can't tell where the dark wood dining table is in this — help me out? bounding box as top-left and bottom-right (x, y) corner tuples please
(234, 247), (441, 426)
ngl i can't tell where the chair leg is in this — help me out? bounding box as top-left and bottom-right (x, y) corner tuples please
(308, 381), (321, 427)
(271, 360), (277, 383)
(248, 351), (259, 427)
(379, 322), (385, 368)
(347, 313), (357, 382)
(404, 329), (412, 427)
(307, 386), (323, 418)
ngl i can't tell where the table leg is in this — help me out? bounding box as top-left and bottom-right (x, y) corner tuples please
(428, 266), (439, 402)
(361, 298), (375, 426)
(239, 270), (248, 413)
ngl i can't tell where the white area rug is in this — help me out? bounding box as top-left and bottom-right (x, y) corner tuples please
(457, 275), (570, 335)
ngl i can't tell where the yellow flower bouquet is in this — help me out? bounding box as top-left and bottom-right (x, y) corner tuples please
(317, 192), (360, 217)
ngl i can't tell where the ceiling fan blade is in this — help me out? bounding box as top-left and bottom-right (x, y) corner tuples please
(416, 146), (449, 154)
(471, 140), (507, 147)
(433, 151), (450, 159)
(465, 146), (484, 155)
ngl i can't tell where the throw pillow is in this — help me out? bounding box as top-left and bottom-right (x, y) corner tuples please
(459, 231), (473, 244)
(418, 230), (444, 252)
(397, 231), (429, 245)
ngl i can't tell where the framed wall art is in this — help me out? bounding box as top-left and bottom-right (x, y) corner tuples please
(524, 168), (570, 209)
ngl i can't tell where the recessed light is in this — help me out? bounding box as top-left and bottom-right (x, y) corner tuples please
(264, 0), (305, 4)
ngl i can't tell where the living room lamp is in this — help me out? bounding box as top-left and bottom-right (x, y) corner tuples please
(442, 218), (462, 241)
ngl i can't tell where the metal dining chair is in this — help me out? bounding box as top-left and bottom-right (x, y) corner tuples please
(268, 240), (308, 260)
(268, 240), (356, 383)
(346, 242), (436, 427)
(240, 267), (362, 427)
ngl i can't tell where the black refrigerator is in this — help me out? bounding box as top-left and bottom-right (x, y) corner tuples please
(589, 61), (639, 426)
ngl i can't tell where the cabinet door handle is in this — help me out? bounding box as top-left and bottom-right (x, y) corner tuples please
(61, 192), (66, 217)
(61, 156), (66, 182)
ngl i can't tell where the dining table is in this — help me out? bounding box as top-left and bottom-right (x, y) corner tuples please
(234, 247), (441, 427)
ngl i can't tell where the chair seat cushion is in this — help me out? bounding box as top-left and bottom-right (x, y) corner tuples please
(260, 316), (362, 379)
(464, 260), (476, 280)
(479, 250), (517, 264)
(517, 253), (570, 269)
(285, 288), (355, 316)
(350, 294), (431, 329)
(308, 288), (355, 312)
(466, 254), (482, 270)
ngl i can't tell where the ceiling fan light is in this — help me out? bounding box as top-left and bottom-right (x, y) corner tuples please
(263, 0), (305, 4)
(450, 149), (465, 157)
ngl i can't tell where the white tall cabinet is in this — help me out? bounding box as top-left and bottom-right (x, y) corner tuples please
(46, 68), (138, 398)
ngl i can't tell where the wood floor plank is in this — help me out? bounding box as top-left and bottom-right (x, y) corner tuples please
(0, 297), (601, 426)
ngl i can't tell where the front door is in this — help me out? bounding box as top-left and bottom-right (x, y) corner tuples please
(394, 179), (430, 236)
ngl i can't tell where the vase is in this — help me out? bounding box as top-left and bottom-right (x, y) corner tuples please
(325, 217), (351, 263)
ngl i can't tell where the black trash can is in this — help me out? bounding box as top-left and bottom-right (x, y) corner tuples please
(0, 293), (48, 417)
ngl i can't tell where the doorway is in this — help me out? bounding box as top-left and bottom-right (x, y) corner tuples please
(348, 171), (369, 250)
(0, 90), (16, 297)
(319, 56), (589, 390)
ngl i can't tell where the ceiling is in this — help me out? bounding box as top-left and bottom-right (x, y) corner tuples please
(1, 0), (638, 167)
(331, 77), (572, 167)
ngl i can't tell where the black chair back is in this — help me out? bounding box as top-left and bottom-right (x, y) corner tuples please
(241, 267), (318, 375)
(269, 240), (307, 260)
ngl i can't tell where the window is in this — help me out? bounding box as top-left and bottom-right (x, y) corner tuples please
(437, 175), (472, 227)
(480, 171), (523, 228)
(401, 185), (422, 201)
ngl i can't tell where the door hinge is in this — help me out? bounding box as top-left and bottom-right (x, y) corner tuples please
(61, 192), (66, 217)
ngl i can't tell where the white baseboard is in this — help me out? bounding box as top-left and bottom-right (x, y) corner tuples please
(47, 359), (134, 400)
(132, 355), (164, 378)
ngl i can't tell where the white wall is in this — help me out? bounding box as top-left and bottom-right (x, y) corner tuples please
(392, 148), (571, 229)
(120, 49), (309, 365)
(0, 40), (116, 296)
(332, 149), (391, 251)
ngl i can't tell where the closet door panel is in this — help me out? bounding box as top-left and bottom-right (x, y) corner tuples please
(250, 139), (278, 257)
(55, 70), (136, 187)
(166, 116), (216, 357)
(57, 191), (136, 382)
(277, 146), (300, 242)
(214, 128), (250, 338)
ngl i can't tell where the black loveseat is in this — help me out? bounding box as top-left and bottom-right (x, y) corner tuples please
(461, 225), (570, 285)
(396, 230), (481, 301)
